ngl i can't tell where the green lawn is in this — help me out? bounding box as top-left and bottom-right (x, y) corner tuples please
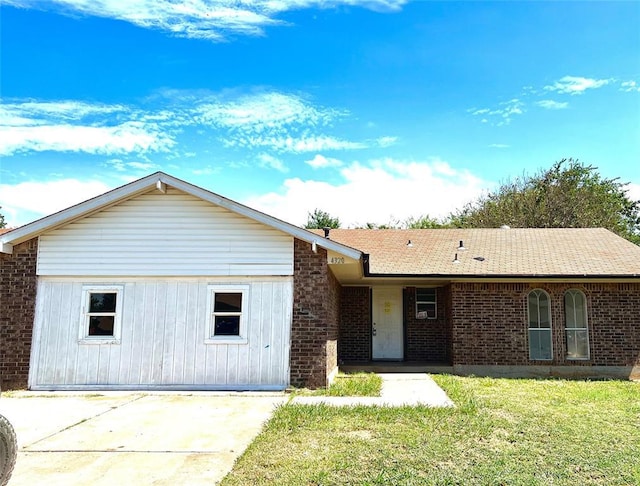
(290, 372), (382, 397)
(222, 376), (640, 485)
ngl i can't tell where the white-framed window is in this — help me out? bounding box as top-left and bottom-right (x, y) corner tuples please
(416, 288), (437, 319)
(205, 284), (249, 344)
(564, 290), (590, 360)
(80, 285), (123, 344)
(527, 289), (552, 360)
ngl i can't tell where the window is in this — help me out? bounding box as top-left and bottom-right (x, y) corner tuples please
(80, 285), (123, 343)
(527, 289), (552, 360)
(206, 285), (249, 343)
(416, 288), (437, 319)
(564, 290), (589, 360)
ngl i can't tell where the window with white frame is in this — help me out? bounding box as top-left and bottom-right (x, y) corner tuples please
(80, 285), (123, 342)
(206, 285), (249, 343)
(416, 288), (437, 319)
(527, 289), (552, 360)
(564, 290), (589, 360)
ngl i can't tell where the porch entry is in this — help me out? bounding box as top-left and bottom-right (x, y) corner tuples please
(372, 287), (403, 360)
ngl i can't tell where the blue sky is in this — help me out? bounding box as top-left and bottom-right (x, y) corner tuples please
(1, 0), (639, 228)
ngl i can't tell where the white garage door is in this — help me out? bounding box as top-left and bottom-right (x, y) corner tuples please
(29, 277), (292, 390)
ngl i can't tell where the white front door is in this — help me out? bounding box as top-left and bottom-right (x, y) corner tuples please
(372, 287), (403, 360)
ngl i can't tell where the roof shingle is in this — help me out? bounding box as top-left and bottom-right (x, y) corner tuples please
(315, 228), (640, 277)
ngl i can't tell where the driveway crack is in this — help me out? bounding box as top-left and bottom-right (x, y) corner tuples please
(22, 394), (146, 450)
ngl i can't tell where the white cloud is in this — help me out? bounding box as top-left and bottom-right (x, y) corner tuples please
(544, 76), (610, 95)
(536, 100), (568, 110)
(305, 154), (343, 169)
(620, 81), (640, 93)
(0, 123), (173, 156)
(627, 183), (640, 202)
(0, 100), (128, 120)
(488, 144), (509, 149)
(0, 101), (175, 156)
(5, 0), (407, 41)
(192, 166), (221, 176)
(107, 160), (158, 172)
(231, 134), (367, 152)
(195, 92), (344, 132)
(469, 108), (490, 116)
(0, 179), (111, 227)
(376, 136), (398, 147)
(258, 153), (288, 172)
(1, 92), (384, 157)
(192, 91), (372, 152)
(244, 158), (488, 227)
(468, 99), (524, 126)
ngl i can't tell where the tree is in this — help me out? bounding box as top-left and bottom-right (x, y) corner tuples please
(404, 214), (447, 229)
(304, 208), (341, 229)
(448, 159), (640, 244)
(0, 207), (5, 229)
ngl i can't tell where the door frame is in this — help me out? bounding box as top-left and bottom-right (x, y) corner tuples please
(371, 286), (404, 361)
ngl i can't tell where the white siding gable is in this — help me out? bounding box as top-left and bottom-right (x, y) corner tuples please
(37, 188), (294, 276)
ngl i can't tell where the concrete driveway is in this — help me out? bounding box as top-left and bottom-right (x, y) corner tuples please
(0, 391), (285, 485)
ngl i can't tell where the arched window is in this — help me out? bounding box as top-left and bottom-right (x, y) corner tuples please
(564, 290), (589, 359)
(528, 289), (552, 360)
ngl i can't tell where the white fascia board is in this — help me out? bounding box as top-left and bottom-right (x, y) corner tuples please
(162, 174), (363, 261)
(0, 172), (165, 248)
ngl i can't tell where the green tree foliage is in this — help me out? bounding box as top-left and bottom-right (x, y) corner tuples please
(0, 207), (5, 229)
(449, 159), (640, 244)
(358, 215), (446, 229)
(405, 215), (447, 229)
(304, 208), (341, 229)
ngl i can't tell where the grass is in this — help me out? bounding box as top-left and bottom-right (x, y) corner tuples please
(222, 375), (640, 485)
(290, 372), (382, 397)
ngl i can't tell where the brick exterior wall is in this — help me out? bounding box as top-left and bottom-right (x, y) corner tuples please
(338, 287), (371, 362)
(404, 286), (451, 363)
(0, 238), (38, 390)
(290, 238), (341, 388)
(451, 282), (640, 368)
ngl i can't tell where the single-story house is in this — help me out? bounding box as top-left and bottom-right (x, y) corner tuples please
(1, 172), (639, 391)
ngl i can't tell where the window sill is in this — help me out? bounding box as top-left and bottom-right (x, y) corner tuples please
(566, 357), (590, 361)
(205, 337), (248, 345)
(79, 338), (121, 345)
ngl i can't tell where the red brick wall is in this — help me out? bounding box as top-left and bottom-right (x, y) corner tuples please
(451, 282), (640, 368)
(339, 287), (371, 362)
(0, 238), (37, 389)
(290, 239), (341, 388)
(404, 286), (451, 363)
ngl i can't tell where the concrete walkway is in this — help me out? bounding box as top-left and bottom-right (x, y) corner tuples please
(0, 375), (452, 484)
(292, 373), (454, 407)
(1, 392), (285, 486)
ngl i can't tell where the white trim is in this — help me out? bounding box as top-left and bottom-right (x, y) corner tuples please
(205, 284), (250, 344)
(415, 287), (437, 320)
(527, 289), (553, 361)
(78, 284), (124, 344)
(29, 384), (288, 391)
(564, 289), (590, 360)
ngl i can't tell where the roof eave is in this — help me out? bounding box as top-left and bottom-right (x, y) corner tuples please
(0, 172), (362, 260)
(0, 173), (163, 251)
(363, 272), (640, 280)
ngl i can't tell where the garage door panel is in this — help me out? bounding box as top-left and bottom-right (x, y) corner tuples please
(30, 278), (292, 390)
